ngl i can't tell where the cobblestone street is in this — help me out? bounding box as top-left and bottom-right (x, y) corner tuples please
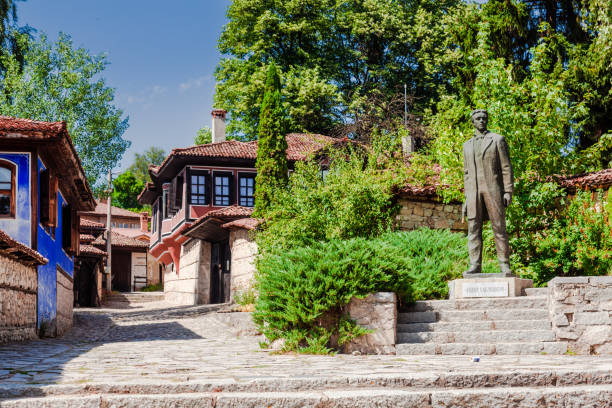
(1, 302), (611, 406)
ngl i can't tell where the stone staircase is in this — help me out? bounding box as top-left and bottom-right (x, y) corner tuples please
(103, 291), (164, 304)
(396, 287), (569, 355)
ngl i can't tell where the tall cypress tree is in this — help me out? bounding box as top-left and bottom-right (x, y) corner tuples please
(254, 63), (288, 216)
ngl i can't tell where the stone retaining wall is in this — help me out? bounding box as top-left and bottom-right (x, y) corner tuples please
(165, 239), (211, 305)
(0, 254), (37, 343)
(343, 292), (397, 355)
(548, 276), (612, 355)
(396, 196), (467, 232)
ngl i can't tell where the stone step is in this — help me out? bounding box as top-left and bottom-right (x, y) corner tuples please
(398, 329), (555, 344)
(104, 292), (164, 303)
(2, 384), (609, 408)
(398, 308), (549, 323)
(525, 287), (549, 296)
(397, 319), (551, 333)
(403, 296), (548, 312)
(396, 341), (568, 355)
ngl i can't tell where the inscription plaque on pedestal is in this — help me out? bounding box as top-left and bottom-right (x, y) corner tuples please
(461, 281), (509, 298)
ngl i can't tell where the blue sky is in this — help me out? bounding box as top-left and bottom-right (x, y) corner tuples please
(18, 0), (232, 172)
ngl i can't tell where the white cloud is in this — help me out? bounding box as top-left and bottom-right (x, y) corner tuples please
(125, 85), (168, 109)
(179, 75), (212, 92)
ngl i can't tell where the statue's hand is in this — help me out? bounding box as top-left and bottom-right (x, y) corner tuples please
(503, 193), (512, 207)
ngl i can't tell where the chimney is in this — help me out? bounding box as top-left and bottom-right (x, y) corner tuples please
(140, 212), (149, 233)
(401, 135), (414, 155)
(211, 109), (227, 143)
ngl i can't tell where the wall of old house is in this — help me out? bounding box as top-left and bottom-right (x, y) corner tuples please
(0, 255), (38, 343)
(229, 228), (257, 301)
(164, 239), (211, 305)
(131, 252), (147, 290)
(0, 153), (32, 246)
(56, 268), (73, 336)
(396, 196), (467, 232)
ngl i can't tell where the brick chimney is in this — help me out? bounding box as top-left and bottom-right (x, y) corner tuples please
(140, 212), (149, 233)
(211, 109), (227, 143)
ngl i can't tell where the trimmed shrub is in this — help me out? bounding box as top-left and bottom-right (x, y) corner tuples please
(254, 228), (475, 353)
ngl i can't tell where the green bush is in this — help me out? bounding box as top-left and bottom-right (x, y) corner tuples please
(254, 229), (476, 353)
(524, 190), (612, 285)
(141, 283), (163, 292)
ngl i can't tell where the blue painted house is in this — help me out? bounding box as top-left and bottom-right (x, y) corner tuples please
(0, 116), (95, 337)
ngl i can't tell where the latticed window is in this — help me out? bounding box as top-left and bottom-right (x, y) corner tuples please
(214, 174), (231, 206)
(238, 174), (255, 207)
(190, 172), (208, 205)
(0, 161), (15, 218)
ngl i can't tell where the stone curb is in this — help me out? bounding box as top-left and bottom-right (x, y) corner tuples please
(1, 369), (611, 400)
(1, 384), (611, 408)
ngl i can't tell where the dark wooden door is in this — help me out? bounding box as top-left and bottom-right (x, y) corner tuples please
(210, 241), (231, 303)
(112, 251), (132, 292)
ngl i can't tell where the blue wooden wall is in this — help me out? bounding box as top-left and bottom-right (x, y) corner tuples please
(0, 153), (31, 246)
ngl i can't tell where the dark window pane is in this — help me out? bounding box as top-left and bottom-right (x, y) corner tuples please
(0, 193), (10, 215)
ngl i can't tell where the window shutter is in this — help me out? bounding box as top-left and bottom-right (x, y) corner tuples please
(167, 180), (175, 215)
(39, 169), (49, 224)
(176, 175), (183, 210)
(71, 209), (79, 255)
(62, 204), (72, 251)
(229, 173), (235, 205)
(48, 175), (58, 228)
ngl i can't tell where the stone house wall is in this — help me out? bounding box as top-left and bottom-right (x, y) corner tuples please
(164, 239), (211, 305)
(229, 228), (257, 301)
(56, 268), (73, 336)
(396, 195), (467, 232)
(548, 276), (612, 355)
(0, 255), (38, 343)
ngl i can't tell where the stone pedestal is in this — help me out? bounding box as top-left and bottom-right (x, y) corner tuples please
(448, 277), (533, 299)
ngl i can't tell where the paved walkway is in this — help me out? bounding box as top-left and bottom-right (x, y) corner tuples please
(1, 302), (611, 394)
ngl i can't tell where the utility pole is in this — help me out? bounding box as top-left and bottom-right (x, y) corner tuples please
(105, 169), (113, 292)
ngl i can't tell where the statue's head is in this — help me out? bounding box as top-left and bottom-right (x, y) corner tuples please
(470, 109), (488, 133)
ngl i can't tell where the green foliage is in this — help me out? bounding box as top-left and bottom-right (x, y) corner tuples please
(256, 143), (405, 253)
(0, 32), (130, 189)
(254, 63), (288, 215)
(127, 147), (166, 184)
(111, 171), (145, 211)
(254, 229), (472, 352)
(141, 283), (163, 292)
(518, 191), (612, 286)
(194, 127), (212, 145)
(234, 286), (257, 307)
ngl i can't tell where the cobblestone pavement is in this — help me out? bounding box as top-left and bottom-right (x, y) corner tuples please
(1, 302), (611, 391)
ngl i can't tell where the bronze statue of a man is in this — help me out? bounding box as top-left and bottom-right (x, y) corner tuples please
(462, 109), (514, 276)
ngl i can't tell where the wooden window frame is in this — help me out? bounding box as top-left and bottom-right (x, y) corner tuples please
(0, 160), (16, 218)
(238, 173), (256, 207)
(213, 171), (233, 206)
(189, 170), (210, 206)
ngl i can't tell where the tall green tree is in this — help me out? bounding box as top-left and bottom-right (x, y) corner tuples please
(0, 32), (130, 189)
(215, 0), (459, 140)
(127, 146), (166, 184)
(111, 171), (145, 211)
(254, 63), (288, 215)
(194, 126), (212, 145)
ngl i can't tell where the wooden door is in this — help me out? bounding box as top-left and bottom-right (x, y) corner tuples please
(210, 241), (231, 303)
(112, 251), (132, 292)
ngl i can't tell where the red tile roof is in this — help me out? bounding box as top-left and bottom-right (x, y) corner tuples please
(80, 218), (105, 229)
(0, 229), (48, 266)
(222, 217), (260, 231)
(79, 244), (107, 257)
(113, 227), (150, 240)
(82, 201), (142, 218)
(0, 116), (66, 137)
(204, 205), (254, 219)
(80, 234), (96, 243)
(153, 133), (339, 175)
(92, 231), (149, 249)
(556, 168), (612, 192)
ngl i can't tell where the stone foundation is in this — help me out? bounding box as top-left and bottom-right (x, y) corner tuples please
(343, 292), (397, 355)
(549, 276), (612, 355)
(229, 229), (257, 301)
(448, 277), (533, 299)
(0, 255), (38, 343)
(164, 239), (211, 305)
(396, 195), (467, 232)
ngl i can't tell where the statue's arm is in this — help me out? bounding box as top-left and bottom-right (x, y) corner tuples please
(497, 136), (513, 194)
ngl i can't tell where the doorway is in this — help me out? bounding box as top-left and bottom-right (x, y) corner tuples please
(112, 251), (132, 292)
(210, 241), (231, 303)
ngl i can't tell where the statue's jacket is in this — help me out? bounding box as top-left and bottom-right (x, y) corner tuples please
(463, 131), (514, 221)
